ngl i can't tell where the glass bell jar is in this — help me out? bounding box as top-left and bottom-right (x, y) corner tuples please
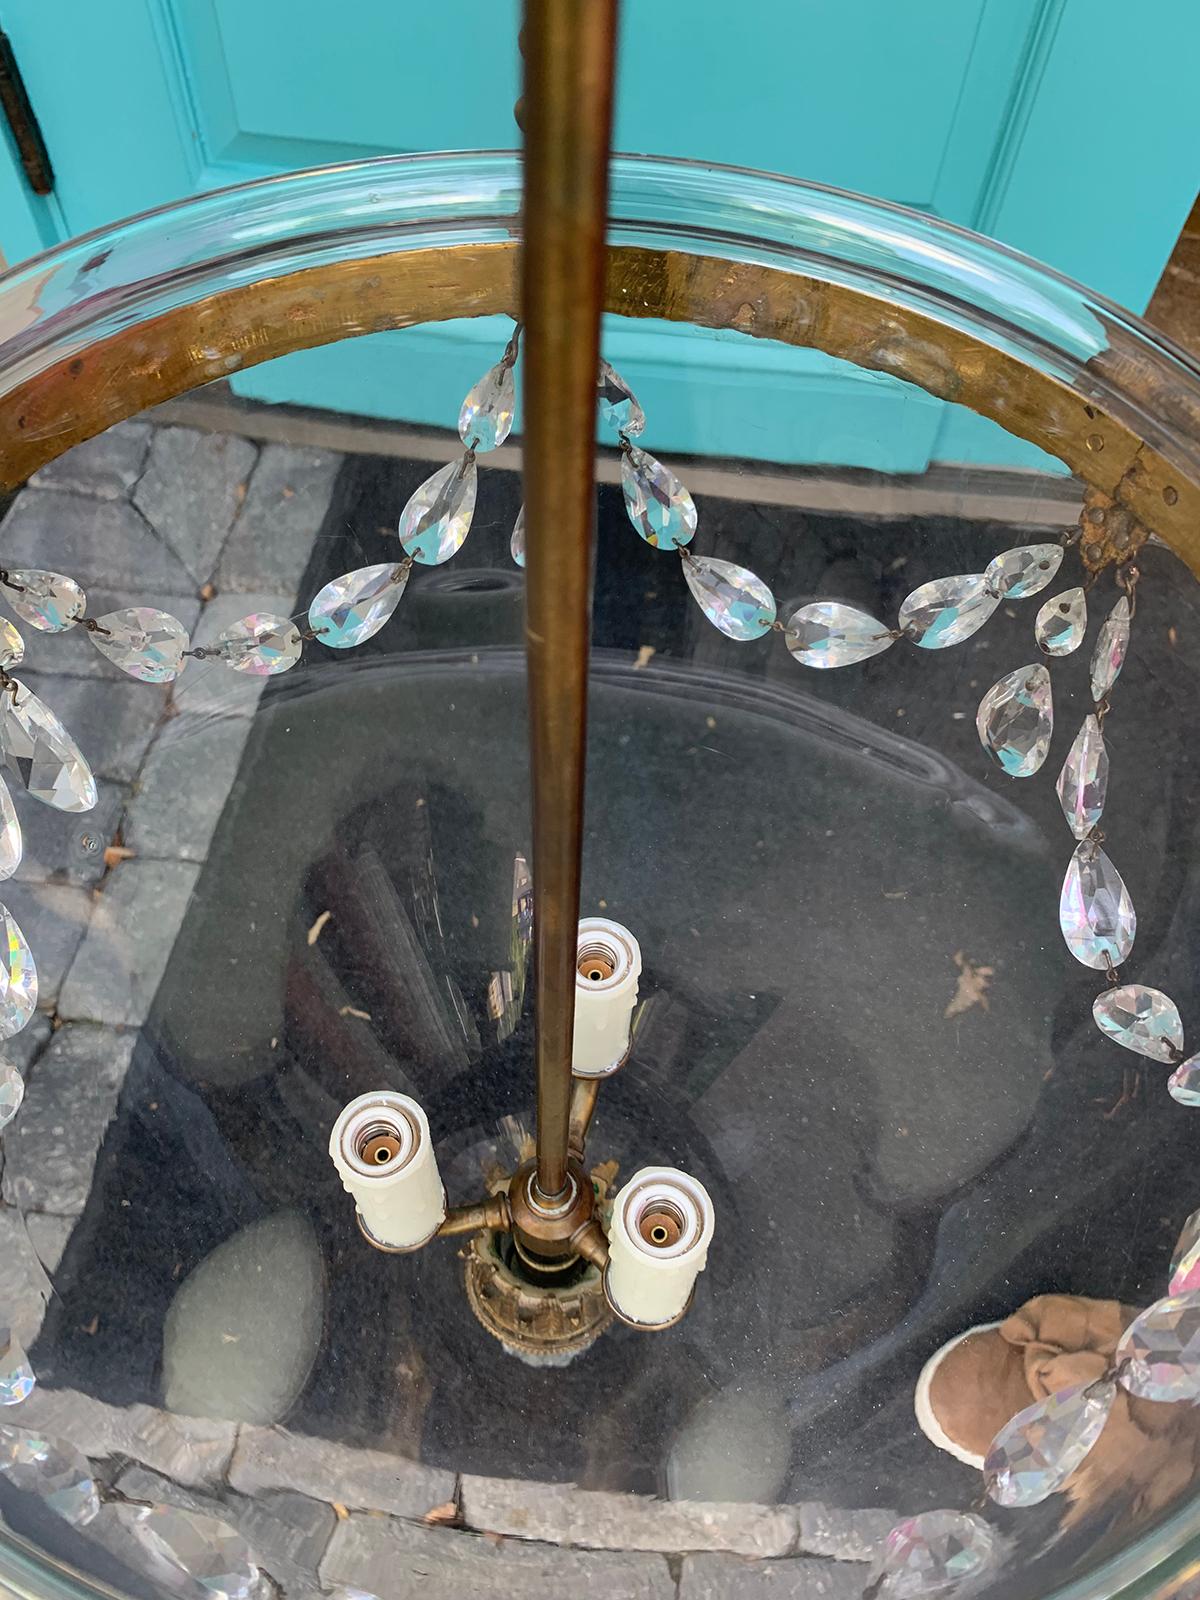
(0, 75), (1198, 1600)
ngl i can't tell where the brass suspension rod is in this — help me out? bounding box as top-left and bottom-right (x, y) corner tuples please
(521, 0), (619, 1201)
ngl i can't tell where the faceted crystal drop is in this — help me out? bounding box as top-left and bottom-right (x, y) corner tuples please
(1036, 586), (1087, 656)
(1093, 984), (1182, 1061)
(216, 615), (302, 677)
(976, 663), (1052, 777)
(621, 446), (697, 550)
(122, 1503), (258, 1600)
(0, 903), (37, 1040)
(898, 574), (1000, 649)
(458, 360), (515, 452)
(88, 607), (189, 683)
(308, 563), (409, 649)
(0, 1427), (98, 1524)
(597, 359), (645, 436)
(683, 554), (776, 640)
(0, 776), (21, 881)
(1090, 596), (1130, 702)
(1169, 1059), (1200, 1113)
(0, 681), (97, 812)
(984, 1380), (1115, 1507)
(785, 603), (896, 668)
(399, 456), (478, 564)
(1116, 1291), (1200, 1402)
(1169, 1201), (1200, 1293)
(0, 1328), (34, 1404)
(0, 619), (24, 669)
(511, 504), (526, 569)
(1056, 716), (1108, 839)
(984, 542), (1063, 599)
(872, 1509), (997, 1598)
(2, 570), (85, 632)
(1060, 844), (1135, 969)
(0, 1061), (23, 1128)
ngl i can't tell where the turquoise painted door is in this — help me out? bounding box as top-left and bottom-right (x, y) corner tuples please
(0, 1), (1197, 469)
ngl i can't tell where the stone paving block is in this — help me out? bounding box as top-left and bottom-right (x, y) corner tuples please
(796, 1503), (896, 1564)
(0, 1204), (54, 1346)
(23, 1211), (74, 1272)
(1, 1012), (52, 1076)
(0, 489), (195, 596)
(11, 778), (127, 888)
(124, 714), (252, 863)
(16, 671), (165, 785)
(1, 881), (94, 1006)
(172, 591), (299, 719)
(229, 1424), (456, 1520)
(215, 443), (341, 595)
(20, 589), (202, 681)
(321, 1514), (676, 1600)
(1, 1024), (135, 1214)
(679, 1553), (869, 1599)
(134, 427), (258, 586)
(30, 423), (152, 501)
(58, 860), (200, 1027)
(16, 1390), (236, 1490)
(461, 1476), (800, 1557)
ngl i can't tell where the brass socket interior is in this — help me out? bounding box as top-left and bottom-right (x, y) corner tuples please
(508, 1155), (595, 1261)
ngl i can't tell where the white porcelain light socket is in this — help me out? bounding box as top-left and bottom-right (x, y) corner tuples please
(572, 917), (641, 1078)
(605, 1166), (715, 1327)
(329, 1090), (446, 1250)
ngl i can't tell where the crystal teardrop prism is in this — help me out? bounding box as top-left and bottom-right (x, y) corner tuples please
(216, 615), (302, 676)
(0, 1328), (34, 1404)
(458, 360), (515, 452)
(984, 1379), (1115, 1507)
(1060, 843), (1135, 968)
(784, 603), (896, 668)
(399, 456), (478, 564)
(0, 620), (24, 669)
(0, 776), (21, 881)
(1056, 716), (1108, 839)
(597, 359), (646, 436)
(898, 574), (999, 649)
(872, 1509), (997, 1598)
(621, 445), (697, 550)
(1093, 984), (1182, 1061)
(0, 681), (97, 812)
(0, 903), (37, 1040)
(683, 554), (776, 640)
(0, 1426), (99, 1524)
(308, 563), (410, 649)
(2, 570), (85, 632)
(976, 663), (1052, 776)
(1169, 1202), (1200, 1291)
(1090, 596), (1130, 702)
(1116, 1291), (1200, 1402)
(87, 608), (189, 682)
(121, 1503), (259, 1600)
(984, 543), (1063, 598)
(510, 504), (526, 568)
(1036, 586), (1087, 656)
(1169, 1058), (1200, 1112)
(0, 1062), (22, 1128)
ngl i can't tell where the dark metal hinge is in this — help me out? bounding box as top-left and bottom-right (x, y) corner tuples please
(0, 31), (53, 196)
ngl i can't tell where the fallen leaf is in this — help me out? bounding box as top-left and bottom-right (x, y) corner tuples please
(199, 582), (216, 602)
(944, 950), (994, 1019)
(234, 481), (248, 504)
(220, 1332), (239, 1344)
(331, 1503), (350, 1521)
(482, 1531), (505, 1547)
(338, 1005), (372, 1021)
(633, 644), (656, 670)
(104, 844), (135, 869)
(307, 910), (332, 946)
(82, 1315), (99, 1335)
(423, 1500), (460, 1527)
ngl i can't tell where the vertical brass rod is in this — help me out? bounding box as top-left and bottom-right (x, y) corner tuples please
(521, 0), (619, 1201)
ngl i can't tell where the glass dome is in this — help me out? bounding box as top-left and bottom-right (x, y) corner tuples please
(0, 151), (1197, 1600)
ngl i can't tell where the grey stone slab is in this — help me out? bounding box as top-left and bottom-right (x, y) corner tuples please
(1, 1011), (52, 1076)
(134, 427), (258, 586)
(15, 670), (165, 785)
(19, 589), (202, 681)
(124, 714), (251, 863)
(17, 1390), (236, 1490)
(229, 1425), (456, 1520)
(679, 1553), (869, 1599)
(30, 423), (152, 501)
(321, 1515), (676, 1600)
(215, 443), (340, 594)
(1, 1024), (135, 1213)
(796, 1504), (896, 1564)
(171, 591), (300, 719)
(0, 488), (195, 596)
(12, 779), (127, 888)
(58, 860), (200, 1027)
(23, 1211), (74, 1272)
(0, 1204), (54, 1345)
(1, 880), (93, 1006)
(461, 1476), (799, 1557)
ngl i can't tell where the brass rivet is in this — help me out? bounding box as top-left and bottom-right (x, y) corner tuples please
(1164, 485), (1179, 506)
(1086, 434), (1104, 452)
